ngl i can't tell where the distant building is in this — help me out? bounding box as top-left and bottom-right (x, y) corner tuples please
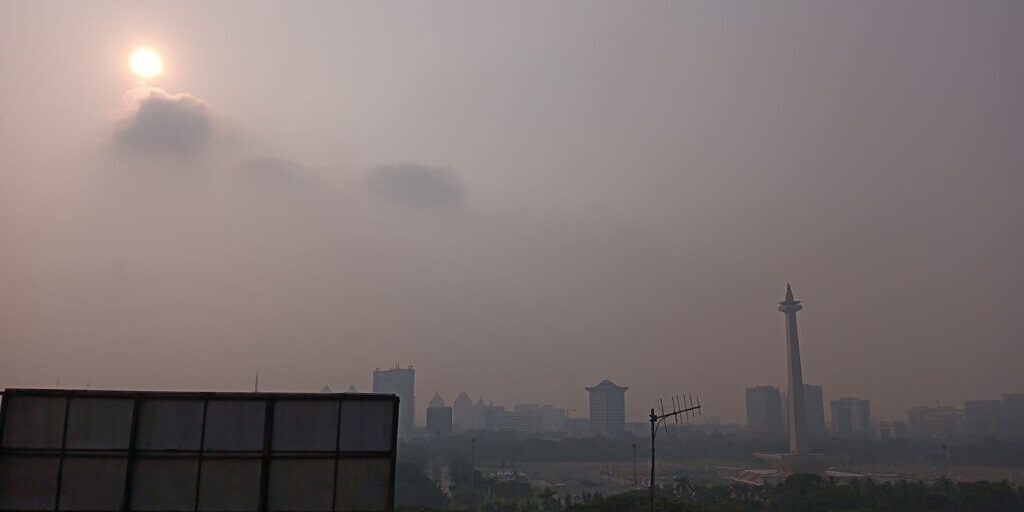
(907, 405), (963, 438)
(453, 391), (475, 431)
(782, 384), (826, 438)
(490, 408), (540, 432)
(586, 379), (628, 436)
(876, 419), (909, 440)
(447, 394), (570, 433)
(746, 385), (785, 437)
(566, 417), (592, 437)
(964, 400), (1001, 437)
(477, 401), (506, 430)
(537, 405), (568, 432)
(698, 416), (743, 436)
(373, 366), (415, 434)
(830, 398), (871, 437)
(627, 421), (650, 437)
(1003, 394), (1024, 436)
(426, 392), (452, 435)
(803, 385), (827, 438)
(509, 403), (568, 432)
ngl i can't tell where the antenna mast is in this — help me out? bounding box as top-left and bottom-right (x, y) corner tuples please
(649, 393), (701, 512)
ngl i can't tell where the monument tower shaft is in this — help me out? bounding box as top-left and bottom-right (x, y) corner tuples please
(779, 284), (810, 455)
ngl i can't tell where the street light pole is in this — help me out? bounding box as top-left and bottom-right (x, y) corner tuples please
(632, 442), (639, 488)
(470, 437), (477, 512)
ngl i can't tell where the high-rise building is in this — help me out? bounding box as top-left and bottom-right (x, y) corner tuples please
(907, 405), (963, 438)
(373, 366), (415, 434)
(586, 379), (627, 436)
(746, 385), (785, 437)
(803, 384), (827, 438)
(783, 384), (826, 438)
(830, 398), (871, 437)
(964, 400), (1001, 437)
(565, 417), (592, 437)
(538, 405), (568, 432)
(425, 392), (452, 435)
(452, 399), (569, 433)
(452, 391), (475, 431)
(1002, 394), (1024, 436)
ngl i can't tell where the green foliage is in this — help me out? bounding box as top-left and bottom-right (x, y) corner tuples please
(395, 462), (450, 510)
(397, 435), (1024, 512)
(400, 432), (1024, 469)
(560, 476), (1024, 512)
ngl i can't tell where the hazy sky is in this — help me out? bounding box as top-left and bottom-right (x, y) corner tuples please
(1, 0), (1021, 424)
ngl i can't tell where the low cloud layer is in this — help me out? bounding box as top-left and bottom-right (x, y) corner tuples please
(113, 88), (214, 155)
(367, 164), (465, 208)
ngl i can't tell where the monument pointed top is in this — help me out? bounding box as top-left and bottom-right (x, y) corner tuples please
(779, 283), (802, 308)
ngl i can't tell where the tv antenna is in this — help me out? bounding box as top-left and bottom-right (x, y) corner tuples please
(649, 394), (701, 512)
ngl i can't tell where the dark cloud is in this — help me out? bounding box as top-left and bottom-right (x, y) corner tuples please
(113, 88), (214, 155)
(367, 163), (465, 208)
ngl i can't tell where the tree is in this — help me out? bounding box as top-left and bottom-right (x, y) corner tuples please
(395, 462), (449, 510)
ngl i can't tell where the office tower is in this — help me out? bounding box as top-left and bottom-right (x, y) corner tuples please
(373, 365), (415, 434)
(538, 405), (568, 432)
(831, 397), (871, 437)
(964, 400), (1001, 437)
(907, 405), (964, 438)
(586, 379), (627, 435)
(803, 384), (826, 437)
(1003, 394), (1024, 436)
(425, 392), (453, 435)
(746, 385), (785, 437)
(452, 391), (475, 431)
(784, 384), (826, 438)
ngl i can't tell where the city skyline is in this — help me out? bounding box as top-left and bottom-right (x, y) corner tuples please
(2, 1), (1022, 426)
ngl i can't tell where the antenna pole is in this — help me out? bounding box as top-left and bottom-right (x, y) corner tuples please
(649, 408), (656, 512)
(648, 395), (701, 512)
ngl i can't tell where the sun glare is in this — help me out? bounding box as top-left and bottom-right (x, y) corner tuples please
(130, 47), (164, 80)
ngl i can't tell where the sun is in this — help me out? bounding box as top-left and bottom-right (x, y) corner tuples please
(130, 47), (164, 80)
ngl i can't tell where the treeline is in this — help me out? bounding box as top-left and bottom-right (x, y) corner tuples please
(401, 431), (1024, 468)
(564, 475), (1024, 512)
(399, 473), (1024, 512)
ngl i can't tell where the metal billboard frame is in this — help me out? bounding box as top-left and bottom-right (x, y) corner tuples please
(0, 389), (400, 512)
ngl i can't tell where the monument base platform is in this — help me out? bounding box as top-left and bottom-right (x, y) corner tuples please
(753, 452), (846, 476)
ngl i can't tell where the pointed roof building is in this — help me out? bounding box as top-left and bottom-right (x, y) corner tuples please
(586, 379), (628, 435)
(428, 392), (446, 409)
(426, 392), (453, 435)
(453, 392), (475, 431)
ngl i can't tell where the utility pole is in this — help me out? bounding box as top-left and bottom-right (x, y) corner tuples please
(630, 442), (638, 489)
(649, 396), (701, 512)
(470, 437), (477, 512)
(941, 443), (950, 479)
